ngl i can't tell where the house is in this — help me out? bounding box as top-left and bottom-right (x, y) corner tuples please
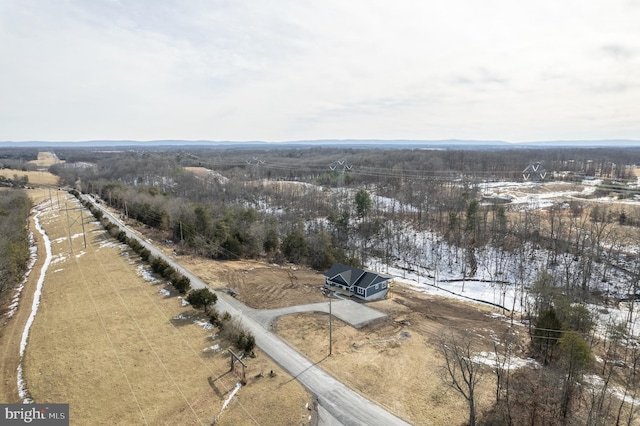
(324, 263), (392, 301)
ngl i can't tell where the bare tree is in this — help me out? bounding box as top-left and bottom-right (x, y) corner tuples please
(438, 332), (483, 426)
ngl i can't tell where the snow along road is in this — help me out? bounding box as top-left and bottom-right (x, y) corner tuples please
(82, 194), (410, 426)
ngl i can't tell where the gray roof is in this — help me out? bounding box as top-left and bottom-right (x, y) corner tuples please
(325, 264), (391, 289)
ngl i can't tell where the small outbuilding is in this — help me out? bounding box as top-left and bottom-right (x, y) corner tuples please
(324, 263), (392, 301)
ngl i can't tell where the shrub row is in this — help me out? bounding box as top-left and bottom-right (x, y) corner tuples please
(79, 195), (190, 294)
(79, 193), (252, 352)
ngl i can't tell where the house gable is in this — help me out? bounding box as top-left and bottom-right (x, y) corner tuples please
(324, 264), (391, 300)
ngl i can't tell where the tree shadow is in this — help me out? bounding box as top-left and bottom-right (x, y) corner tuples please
(169, 309), (202, 327)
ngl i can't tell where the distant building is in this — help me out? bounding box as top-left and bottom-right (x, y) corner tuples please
(324, 264), (391, 301)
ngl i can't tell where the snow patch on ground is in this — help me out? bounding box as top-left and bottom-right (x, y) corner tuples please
(221, 382), (242, 412)
(137, 265), (158, 282)
(471, 351), (540, 370)
(194, 320), (214, 330)
(18, 205), (53, 403)
(98, 240), (122, 249)
(584, 374), (640, 406)
(203, 344), (220, 353)
(179, 297), (190, 307)
(159, 288), (171, 297)
(50, 254), (68, 264)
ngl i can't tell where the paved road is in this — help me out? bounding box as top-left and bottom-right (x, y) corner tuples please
(82, 195), (411, 426)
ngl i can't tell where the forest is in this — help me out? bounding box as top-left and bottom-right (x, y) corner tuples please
(5, 144), (640, 423)
(0, 190), (32, 302)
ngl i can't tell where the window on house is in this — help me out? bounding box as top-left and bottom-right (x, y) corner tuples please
(382, 282), (387, 289)
(374, 284), (379, 290)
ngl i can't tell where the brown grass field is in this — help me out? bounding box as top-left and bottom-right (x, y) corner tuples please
(0, 189), (312, 425)
(28, 151), (65, 168)
(0, 169), (60, 186)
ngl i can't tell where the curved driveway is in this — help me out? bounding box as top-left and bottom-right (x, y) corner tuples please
(82, 195), (410, 426)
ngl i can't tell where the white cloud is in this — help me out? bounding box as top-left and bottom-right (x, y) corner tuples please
(0, 0), (639, 141)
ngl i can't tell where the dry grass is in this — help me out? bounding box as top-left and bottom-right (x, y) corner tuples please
(274, 288), (524, 425)
(3, 192), (312, 425)
(184, 167), (210, 176)
(0, 169), (59, 186)
(180, 258), (326, 309)
(28, 151), (65, 168)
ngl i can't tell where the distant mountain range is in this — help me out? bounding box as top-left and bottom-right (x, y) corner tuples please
(1, 139), (639, 149)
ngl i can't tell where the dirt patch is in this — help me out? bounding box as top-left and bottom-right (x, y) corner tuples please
(274, 287), (529, 425)
(179, 258), (327, 309)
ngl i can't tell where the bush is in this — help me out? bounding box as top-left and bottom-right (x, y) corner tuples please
(171, 274), (191, 294)
(139, 248), (151, 261)
(150, 257), (169, 274)
(242, 333), (256, 353)
(209, 312), (221, 327)
(186, 288), (217, 313)
(107, 225), (121, 238)
(128, 238), (143, 253)
(217, 317), (256, 354)
(116, 231), (128, 243)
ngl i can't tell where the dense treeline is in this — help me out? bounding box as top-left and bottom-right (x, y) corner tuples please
(46, 147), (640, 277)
(80, 181), (354, 270)
(0, 148), (39, 165)
(0, 190), (32, 299)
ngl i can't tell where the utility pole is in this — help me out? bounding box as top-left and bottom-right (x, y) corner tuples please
(246, 157), (265, 179)
(180, 221), (184, 245)
(80, 208), (87, 249)
(522, 162), (546, 181)
(64, 199), (73, 254)
(329, 159), (353, 187)
(329, 293), (333, 356)
(61, 197), (89, 252)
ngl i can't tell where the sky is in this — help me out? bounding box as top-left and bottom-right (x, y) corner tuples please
(1, 0), (639, 142)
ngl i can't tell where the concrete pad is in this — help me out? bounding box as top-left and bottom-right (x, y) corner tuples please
(248, 298), (387, 329)
(329, 299), (387, 328)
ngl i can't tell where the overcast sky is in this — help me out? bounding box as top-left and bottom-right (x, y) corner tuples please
(1, 0), (639, 142)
